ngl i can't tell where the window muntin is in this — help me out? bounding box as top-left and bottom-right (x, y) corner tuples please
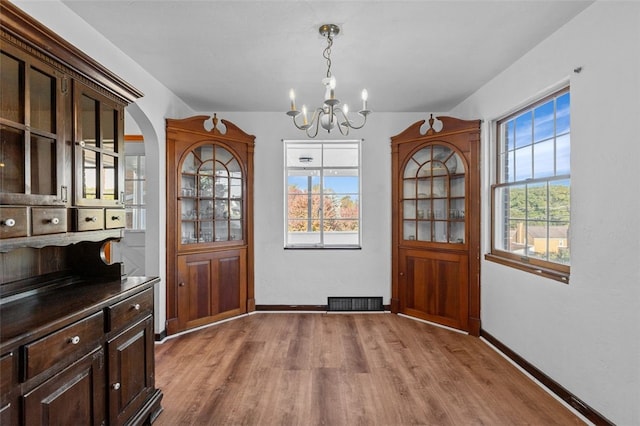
(491, 88), (570, 278)
(284, 140), (361, 248)
(124, 154), (146, 230)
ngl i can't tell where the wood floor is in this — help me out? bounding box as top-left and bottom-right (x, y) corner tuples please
(154, 313), (584, 425)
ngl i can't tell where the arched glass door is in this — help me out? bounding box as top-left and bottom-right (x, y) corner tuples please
(402, 144), (465, 244)
(179, 144), (243, 245)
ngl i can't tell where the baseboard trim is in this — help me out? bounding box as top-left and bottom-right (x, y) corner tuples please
(480, 329), (613, 426)
(155, 329), (167, 342)
(255, 304), (327, 311)
(255, 304), (393, 312)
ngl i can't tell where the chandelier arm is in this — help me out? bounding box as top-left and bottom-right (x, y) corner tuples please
(304, 108), (323, 138)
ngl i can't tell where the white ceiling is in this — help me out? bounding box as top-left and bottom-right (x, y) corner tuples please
(61, 0), (592, 113)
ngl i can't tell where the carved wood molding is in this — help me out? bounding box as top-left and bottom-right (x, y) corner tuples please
(0, 1), (143, 105)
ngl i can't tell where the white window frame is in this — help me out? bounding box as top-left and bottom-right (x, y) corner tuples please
(488, 87), (571, 283)
(124, 153), (146, 231)
(284, 139), (362, 249)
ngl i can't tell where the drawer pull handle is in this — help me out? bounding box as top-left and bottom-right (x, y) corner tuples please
(112, 382), (121, 390)
(132, 303), (141, 311)
(50, 217), (60, 225)
(111, 216), (120, 221)
(2, 218), (16, 227)
(86, 216), (98, 222)
(69, 336), (80, 345)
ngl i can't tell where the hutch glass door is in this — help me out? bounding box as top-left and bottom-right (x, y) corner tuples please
(402, 144), (465, 244)
(179, 144), (243, 245)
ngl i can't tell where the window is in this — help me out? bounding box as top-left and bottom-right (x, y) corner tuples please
(124, 154), (146, 230)
(488, 88), (570, 282)
(284, 140), (361, 248)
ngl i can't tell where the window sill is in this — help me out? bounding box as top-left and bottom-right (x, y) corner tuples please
(484, 253), (570, 284)
(284, 246), (362, 250)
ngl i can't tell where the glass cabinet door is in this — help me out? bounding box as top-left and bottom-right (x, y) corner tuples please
(179, 143), (243, 245)
(402, 144), (465, 244)
(0, 49), (62, 204)
(74, 83), (123, 206)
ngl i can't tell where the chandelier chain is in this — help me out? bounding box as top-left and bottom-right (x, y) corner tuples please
(323, 33), (333, 78)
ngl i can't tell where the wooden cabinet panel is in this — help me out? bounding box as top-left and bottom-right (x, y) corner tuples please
(0, 207), (28, 238)
(177, 249), (246, 330)
(74, 208), (105, 231)
(23, 311), (103, 381)
(107, 316), (155, 426)
(22, 348), (106, 426)
(31, 207), (67, 235)
(400, 249), (469, 330)
(106, 287), (153, 332)
(105, 208), (125, 229)
(0, 352), (17, 425)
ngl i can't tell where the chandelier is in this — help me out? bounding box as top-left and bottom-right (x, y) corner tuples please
(287, 24), (370, 138)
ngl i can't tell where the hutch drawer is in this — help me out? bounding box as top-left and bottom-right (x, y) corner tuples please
(31, 207), (67, 235)
(105, 208), (125, 229)
(0, 207), (28, 239)
(22, 311), (104, 381)
(106, 288), (154, 332)
(75, 208), (105, 231)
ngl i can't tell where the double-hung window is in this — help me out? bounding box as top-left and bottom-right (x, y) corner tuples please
(488, 87), (571, 282)
(124, 154), (146, 230)
(284, 140), (361, 248)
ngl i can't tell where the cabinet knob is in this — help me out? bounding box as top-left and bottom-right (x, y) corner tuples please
(75, 141), (86, 147)
(111, 216), (120, 221)
(399, 272), (404, 276)
(2, 218), (16, 227)
(179, 282), (185, 287)
(86, 216), (98, 222)
(132, 303), (141, 311)
(112, 383), (121, 390)
(69, 335), (80, 345)
(49, 217), (60, 225)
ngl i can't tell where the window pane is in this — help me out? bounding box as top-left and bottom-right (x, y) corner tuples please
(549, 179), (570, 222)
(30, 67), (55, 133)
(30, 135), (56, 195)
(556, 92), (570, 135)
(81, 95), (97, 148)
(533, 138), (555, 178)
(103, 154), (116, 200)
(533, 100), (554, 143)
(514, 111), (532, 148)
(1, 52), (24, 123)
(82, 149), (97, 199)
(102, 106), (116, 152)
(323, 143), (359, 167)
(0, 125), (25, 193)
(556, 134), (570, 175)
(526, 183), (547, 221)
(514, 146), (532, 181)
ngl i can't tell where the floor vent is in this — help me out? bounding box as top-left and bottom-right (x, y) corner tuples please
(327, 297), (384, 312)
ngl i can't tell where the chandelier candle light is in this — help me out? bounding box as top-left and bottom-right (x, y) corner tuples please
(287, 24), (370, 138)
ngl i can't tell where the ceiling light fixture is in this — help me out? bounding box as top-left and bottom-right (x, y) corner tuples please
(287, 24), (370, 138)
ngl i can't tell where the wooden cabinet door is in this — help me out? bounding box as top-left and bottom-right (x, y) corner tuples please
(107, 315), (155, 426)
(399, 248), (469, 331)
(22, 348), (105, 426)
(177, 248), (247, 330)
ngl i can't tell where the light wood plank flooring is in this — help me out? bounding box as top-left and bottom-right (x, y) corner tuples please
(154, 313), (584, 425)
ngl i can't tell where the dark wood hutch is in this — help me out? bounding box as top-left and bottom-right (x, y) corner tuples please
(1, 2), (162, 425)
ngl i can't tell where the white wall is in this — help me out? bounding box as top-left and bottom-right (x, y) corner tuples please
(213, 112), (426, 306)
(449, 2), (640, 424)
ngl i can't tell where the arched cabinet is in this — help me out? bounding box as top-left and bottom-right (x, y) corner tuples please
(391, 116), (481, 335)
(166, 115), (255, 335)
